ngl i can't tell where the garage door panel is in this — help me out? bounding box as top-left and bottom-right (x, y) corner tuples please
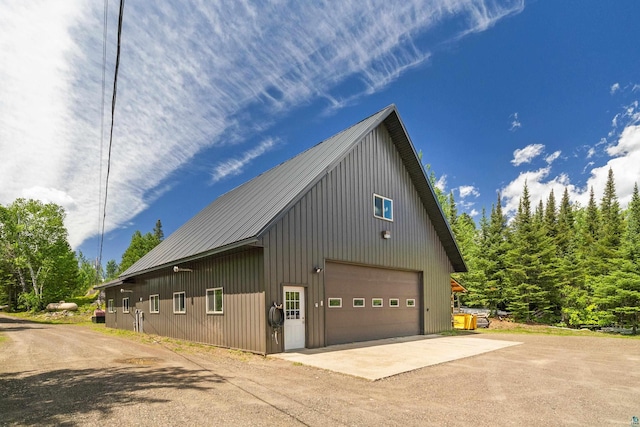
(325, 262), (421, 346)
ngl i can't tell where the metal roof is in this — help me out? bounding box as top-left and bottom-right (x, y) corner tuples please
(120, 105), (466, 278)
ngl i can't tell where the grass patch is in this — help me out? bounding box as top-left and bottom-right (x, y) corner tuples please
(3, 292), (100, 325)
(439, 329), (478, 337)
(0, 334), (6, 345)
(90, 326), (260, 361)
(6, 311), (93, 325)
(478, 320), (640, 339)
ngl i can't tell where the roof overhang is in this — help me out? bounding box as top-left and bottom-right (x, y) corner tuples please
(451, 278), (467, 293)
(94, 278), (125, 290)
(119, 238), (260, 280)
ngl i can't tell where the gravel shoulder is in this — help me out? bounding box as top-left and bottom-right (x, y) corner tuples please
(1, 314), (639, 426)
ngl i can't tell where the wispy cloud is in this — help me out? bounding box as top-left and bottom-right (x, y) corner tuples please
(0, 1), (524, 248)
(211, 139), (277, 183)
(458, 185), (480, 199)
(610, 82), (620, 95)
(435, 174), (448, 192)
(544, 150), (561, 164)
(509, 112), (522, 131)
(511, 143), (545, 166)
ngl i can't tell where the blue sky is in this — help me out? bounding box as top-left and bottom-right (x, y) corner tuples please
(1, 1), (639, 267)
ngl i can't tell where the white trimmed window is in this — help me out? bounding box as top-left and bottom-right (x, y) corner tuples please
(122, 297), (130, 313)
(328, 298), (342, 308)
(107, 299), (114, 313)
(353, 298), (365, 308)
(389, 298), (399, 307)
(173, 291), (186, 314)
(406, 298), (416, 307)
(373, 194), (393, 221)
(206, 288), (224, 314)
(149, 294), (159, 313)
(372, 298), (383, 307)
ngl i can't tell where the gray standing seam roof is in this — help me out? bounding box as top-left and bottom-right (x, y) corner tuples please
(120, 105), (466, 278)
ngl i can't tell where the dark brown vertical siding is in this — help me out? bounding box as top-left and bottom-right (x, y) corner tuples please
(263, 124), (454, 352)
(104, 248), (266, 354)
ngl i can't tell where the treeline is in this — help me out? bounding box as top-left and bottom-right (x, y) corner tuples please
(0, 197), (164, 311)
(443, 169), (640, 332)
(0, 199), (83, 310)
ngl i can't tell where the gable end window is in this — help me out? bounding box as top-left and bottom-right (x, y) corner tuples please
(122, 297), (130, 313)
(149, 294), (159, 313)
(206, 288), (224, 314)
(173, 291), (186, 314)
(373, 194), (393, 221)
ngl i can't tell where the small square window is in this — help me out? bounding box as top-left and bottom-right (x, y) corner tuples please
(372, 298), (383, 307)
(122, 297), (130, 313)
(107, 299), (114, 313)
(149, 294), (159, 313)
(206, 288), (224, 314)
(406, 298), (416, 307)
(173, 292), (186, 314)
(328, 298), (342, 308)
(373, 194), (393, 221)
(389, 298), (399, 307)
(353, 298), (365, 307)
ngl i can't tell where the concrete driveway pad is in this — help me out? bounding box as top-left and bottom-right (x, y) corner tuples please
(272, 335), (521, 380)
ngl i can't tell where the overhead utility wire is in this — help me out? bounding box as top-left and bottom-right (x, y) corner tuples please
(98, 0), (126, 275)
(96, 0), (109, 284)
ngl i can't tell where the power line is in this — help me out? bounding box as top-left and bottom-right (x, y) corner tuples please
(96, 0), (109, 284)
(98, 0), (126, 277)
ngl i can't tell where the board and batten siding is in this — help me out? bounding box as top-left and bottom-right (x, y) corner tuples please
(261, 123), (453, 353)
(105, 248), (266, 354)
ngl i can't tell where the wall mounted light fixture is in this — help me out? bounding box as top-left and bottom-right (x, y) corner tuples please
(120, 289), (133, 293)
(382, 230), (391, 239)
(173, 266), (193, 273)
(313, 267), (323, 274)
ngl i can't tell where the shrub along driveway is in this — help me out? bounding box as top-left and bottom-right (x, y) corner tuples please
(1, 313), (638, 426)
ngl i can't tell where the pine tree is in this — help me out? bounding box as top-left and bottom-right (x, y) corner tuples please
(447, 191), (458, 229)
(153, 219), (164, 242)
(594, 182), (640, 333)
(544, 189), (558, 239)
(578, 187), (603, 277)
(481, 193), (511, 313)
(534, 199), (544, 226)
(624, 183), (640, 262)
(505, 182), (558, 322)
(119, 222), (164, 274)
(599, 168), (623, 260)
(556, 188), (574, 256)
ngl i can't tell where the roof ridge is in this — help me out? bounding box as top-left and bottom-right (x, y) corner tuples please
(120, 105), (397, 277)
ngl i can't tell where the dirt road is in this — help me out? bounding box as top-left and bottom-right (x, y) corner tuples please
(1, 314), (639, 426)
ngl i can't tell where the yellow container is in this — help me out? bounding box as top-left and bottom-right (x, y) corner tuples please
(465, 314), (477, 330)
(453, 314), (467, 329)
(453, 313), (477, 330)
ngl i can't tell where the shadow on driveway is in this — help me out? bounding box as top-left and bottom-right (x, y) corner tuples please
(0, 365), (226, 426)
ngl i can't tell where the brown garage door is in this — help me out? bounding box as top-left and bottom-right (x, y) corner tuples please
(325, 262), (422, 346)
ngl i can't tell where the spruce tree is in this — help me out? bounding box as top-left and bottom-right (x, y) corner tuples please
(481, 194), (511, 313)
(556, 188), (574, 256)
(594, 182), (640, 333)
(505, 182), (558, 322)
(599, 168), (623, 261)
(544, 189), (558, 239)
(624, 183), (640, 262)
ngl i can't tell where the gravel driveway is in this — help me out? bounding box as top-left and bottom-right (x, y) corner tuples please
(1, 314), (639, 426)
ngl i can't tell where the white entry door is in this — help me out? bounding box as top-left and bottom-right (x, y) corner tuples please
(283, 286), (305, 350)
